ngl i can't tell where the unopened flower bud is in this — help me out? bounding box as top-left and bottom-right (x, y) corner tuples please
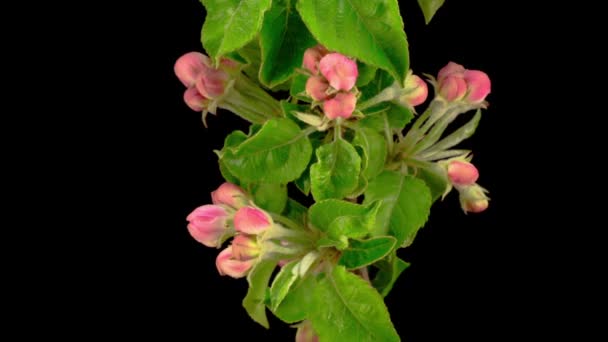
(399, 74), (428, 107)
(195, 67), (230, 99)
(174, 52), (211, 87)
(323, 92), (357, 120)
(186, 205), (230, 247)
(319, 53), (358, 91)
(183, 87), (209, 112)
(447, 161), (479, 186)
(231, 234), (260, 261)
(234, 206), (273, 235)
(458, 184), (490, 214)
(305, 76), (330, 101)
(216, 246), (255, 278)
(463, 70), (491, 103)
(437, 62), (491, 103)
(303, 45), (328, 74)
(211, 182), (248, 209)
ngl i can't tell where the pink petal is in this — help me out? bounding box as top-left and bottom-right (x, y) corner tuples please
(463, 70), (491, 103)
(305, 76), (330, 101)
(233, 206), (272, 235)
(437, 61), (465, 82)
(438, 75), (467, 101)
(183, 87), (209, 112)
(323, 92), (357, 120)
(319, 53), (358, 91)
(211, 182), (247, 209)
(195, 69), (229, 99)
(216, 246), (255, 278)
(174, 52), (212, 87)
(447, 161), (479, 186)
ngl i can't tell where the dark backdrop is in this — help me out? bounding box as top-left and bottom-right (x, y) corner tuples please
(93, 0), (543, 340)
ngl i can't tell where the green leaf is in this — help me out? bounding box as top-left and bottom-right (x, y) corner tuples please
(260, 0), (317, 87)
(386, 103), (414, 130)
(356, 62), (378, 87)
(359, 104), (413, 132)
(242, 259), (277, 328)
(222, 118), (312, 183)
(289, 73), (310, 102)
(282, 198), (308, 224)
(353, 127), (387, 180)
(310, 138), (361, 201)
(294, 131), (324, 195)
(308, 199), (377, 233)
(201, 0), (272, 61)
(269, 260), (299, 311)
(218, 130), (249, 184)
(280, 100), (311, 129)
(273, 273), (316, 323)
(327, 200), (382, 240)
(414, 162), (448, 202)
(310, 266), (400, 341)
(297, 0), (409, 83)
(339, 236), (397, 269)
(372, 252), (410, 297)
(237, 39), (263, 84)
(364, 171), (432, 247)
(249, 182), (288, 213)
(417, 0), (445, 24)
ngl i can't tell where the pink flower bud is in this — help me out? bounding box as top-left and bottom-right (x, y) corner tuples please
(183, 87), (210, 112)
(174, 52), (212, 88)
(186, 205), (229, 247)
(437, 61), (465, 82)
(302, 45), (328, 74)
(195, 68), (229, 99)
(296, 320), (319, 342)
(463, 70), (491, 103)
(458, 184), (490, 214)
(231, 234), (260, 261)
(437, 62), (491, 103)
(216, 246), (255, 278)
(447, 161), (479, 186)
(234, 206), (273, 235)
(323, 92), (357, 120)
(319, 53), (358, 91)
(400, 74), (428, 107)
(438, 74), (467, 101)
(305, 76), (330, 101)
(211, 182), (248, 209)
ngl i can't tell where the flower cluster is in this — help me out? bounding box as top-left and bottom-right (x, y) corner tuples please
(187, 182), (273, 278)
(303, 45), (359, 120)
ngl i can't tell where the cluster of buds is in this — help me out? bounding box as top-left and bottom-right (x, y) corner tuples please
(437, 62), (491, 104)
(174, 52), (281, 125)
(445, 160), (490, 213)
(303, 45), (359, 120)
(174, 52), (236, 113)
(187, 182), (313, 278)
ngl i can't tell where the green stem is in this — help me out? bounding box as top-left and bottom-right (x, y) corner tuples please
(270, 213), (305, 232)
(357, 82), (400, 111)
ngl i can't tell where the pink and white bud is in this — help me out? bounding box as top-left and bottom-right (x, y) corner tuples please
(296, 320), (319, 342)
(319, 53), (358, 91)
(303, 45), (328, 75)
(234, 206), (273, 235)
(211, 182), (248, 209)
(323, 92), (357, 120)
(174, 52), (212, 87)
(186, 205), (229, 247)
(216, 246), (255, 278)
(463, 70), (491, 103)
(400, 74), (428, 107)
(437, 61), (465, 82)
(195, 68), (230, 99)
(183, 87), (210, 112)
(305, 76), (330, 101)
(438, 74), (467, 101)
(458, 184), (490, 214)
(231, 234), (260, 261)
(447, 161), (479, 186)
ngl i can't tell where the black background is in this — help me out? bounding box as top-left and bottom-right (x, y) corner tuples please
(60, 0), (553, 340)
